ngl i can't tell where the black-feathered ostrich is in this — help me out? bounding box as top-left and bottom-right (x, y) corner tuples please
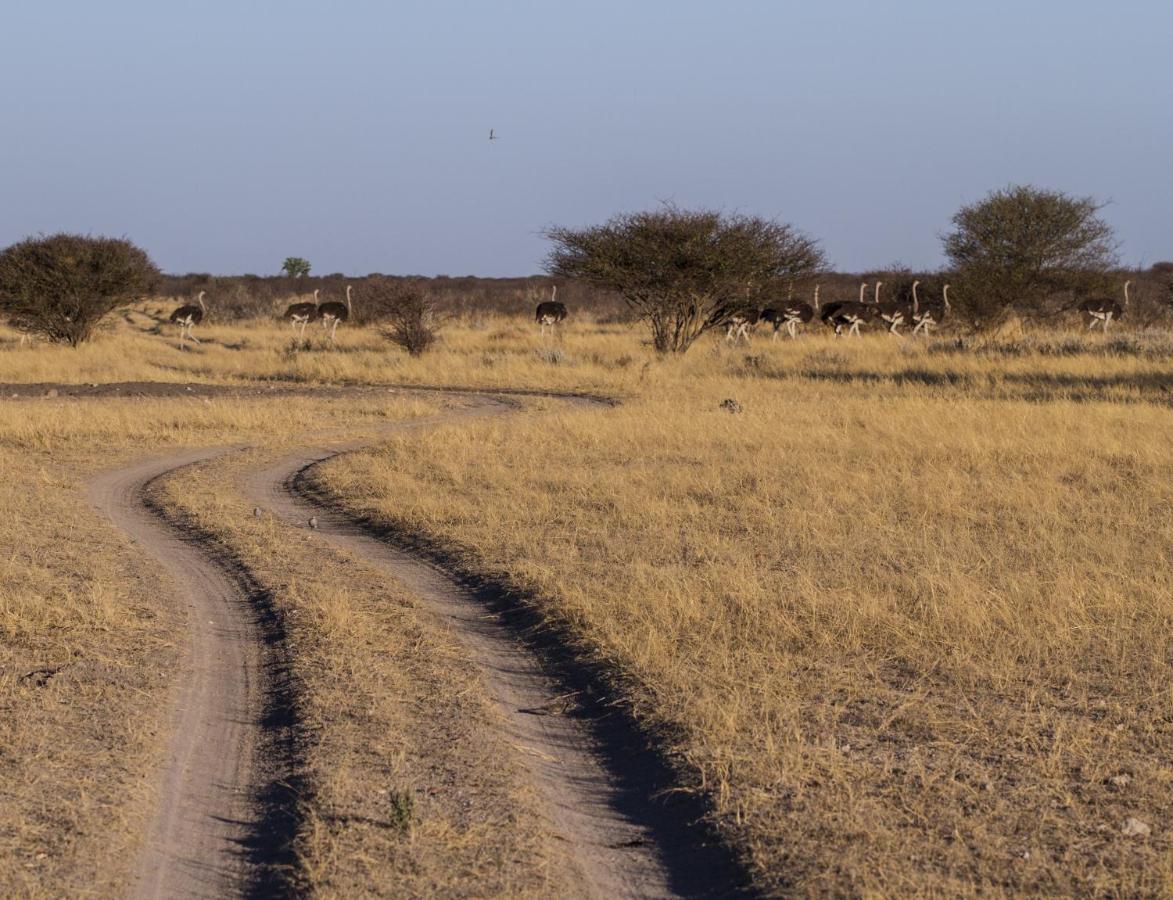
(762, 285), (819, 340)
(821, 282), (873, 337)
(170, 291), (207, 348)
(1079, 281), (1130, 332)
(868, 281), (915, 336)
(535, 286), (567, 336)
(284, 289), (319, 339)
(725, 308), (761, 343)
(317, 286), (352, 344)
(912, 283), (952, 336)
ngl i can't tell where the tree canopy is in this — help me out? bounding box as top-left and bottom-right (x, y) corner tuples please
(545, 206), (825, 352)
(282, 257), (311, 278)
(942, 185), (1118, 327)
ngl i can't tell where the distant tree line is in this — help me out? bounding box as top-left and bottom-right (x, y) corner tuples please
(2, 186), (1171, 346)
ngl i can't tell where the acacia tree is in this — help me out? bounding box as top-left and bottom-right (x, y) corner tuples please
(942, 185), (1118, 327)
(545, 206), (826, 353)
(281, 257), (311, 278)
(0, 234), (159, 346)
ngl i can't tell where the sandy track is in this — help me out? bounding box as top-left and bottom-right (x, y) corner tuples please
(90, 387), (748, 898)
(88, 447), (286, 899)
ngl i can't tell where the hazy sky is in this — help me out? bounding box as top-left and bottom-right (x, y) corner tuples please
(2, 1), (1170, 276)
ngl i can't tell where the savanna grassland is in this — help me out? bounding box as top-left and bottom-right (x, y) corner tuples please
(1, 305), (1170, 896)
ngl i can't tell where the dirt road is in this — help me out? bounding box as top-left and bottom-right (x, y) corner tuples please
(88, 446), (287, 899)
(88, 387), (747, 898)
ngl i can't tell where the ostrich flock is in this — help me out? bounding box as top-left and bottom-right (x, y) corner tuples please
(165, 280), (1132, 348)
(725, 281), (954, 343)
(726, 279), (1132, 343)
(168, 286), (352, 348)
(170, 284), (562, 346)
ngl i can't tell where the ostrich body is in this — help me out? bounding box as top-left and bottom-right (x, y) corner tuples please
(912, 283), (951, 336)
(725, 308), (761, 343)
(822, 282), (872, 337)
(1079, 281), (1130, 332)
(762, 285), (818, 340)
(868, 281), (914, 335)
(317, 286), (352, 343)
(170, 291), (206, 348)
(535, 286), (568, 336)
(284, 289), (319, 339)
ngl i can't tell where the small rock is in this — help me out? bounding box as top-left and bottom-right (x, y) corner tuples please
(1021, 851), (1031, 860)
(1109, 774), (1131, 789)
(253, 507), (263, 518)
(720, 398), (743, 413)
(1122, 817), (1151, 838)
(44, 388), (58, 398)
(308, 516), (318, 529)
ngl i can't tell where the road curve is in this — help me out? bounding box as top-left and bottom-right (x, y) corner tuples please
(88, 446), (274, 900)
(89, 386), (750, 899)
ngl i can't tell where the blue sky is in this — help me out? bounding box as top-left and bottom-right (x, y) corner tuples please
(2, 0), (1169, 275)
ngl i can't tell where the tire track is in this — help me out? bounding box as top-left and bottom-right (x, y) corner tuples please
(241, 390), (752, 899)
(89, 386), (751, 899)
(89, 446), (301, 899)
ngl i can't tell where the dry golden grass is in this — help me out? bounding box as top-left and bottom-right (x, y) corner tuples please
(315, 338), (1173, 895)
(2, 308), (1171, 895)
(3, 300), (1171, 401)
(0, 394), (436, 897)
(5, 302), (1171, 409)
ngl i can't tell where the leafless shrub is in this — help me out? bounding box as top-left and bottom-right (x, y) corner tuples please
(373, 281), (444, 356)
(206, 279), (275, 322)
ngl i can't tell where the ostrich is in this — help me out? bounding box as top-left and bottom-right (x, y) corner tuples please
(169, 291), (206, 348)
(284, 289), (319, 339)
(912, 283), (952, 336)
(869, 281), (914, 336)
(822, 282), (872, 337)
(535, 286), (568, 336)
(317, 286), (352, 344)
(763, 285), (819, 340)
(725, 308), (761, 343)
(1079, 280), (1130, 332)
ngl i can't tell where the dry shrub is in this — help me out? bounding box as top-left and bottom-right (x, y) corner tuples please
(0, 234), (158, 345)
(369, 280), (444, 356)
